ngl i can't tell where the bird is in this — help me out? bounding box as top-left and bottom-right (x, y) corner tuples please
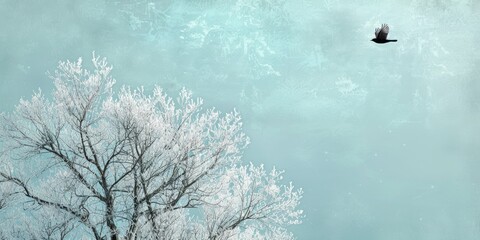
(371, 24), (397, 44)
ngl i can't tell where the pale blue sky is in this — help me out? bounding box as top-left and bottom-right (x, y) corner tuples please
(1, 0), (480, 239)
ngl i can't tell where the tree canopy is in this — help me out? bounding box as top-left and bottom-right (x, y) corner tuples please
(0, 54), (303, 240)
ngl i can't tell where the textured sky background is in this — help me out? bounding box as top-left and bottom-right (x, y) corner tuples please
(1, 0), (480, 239)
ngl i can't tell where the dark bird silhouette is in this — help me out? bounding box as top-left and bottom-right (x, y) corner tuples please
(371, 24), (397, 44)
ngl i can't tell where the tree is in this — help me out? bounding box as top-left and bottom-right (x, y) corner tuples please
(0, 54), (303, 239)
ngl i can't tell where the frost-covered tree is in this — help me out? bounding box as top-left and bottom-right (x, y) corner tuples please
(0, 54), (303, 240)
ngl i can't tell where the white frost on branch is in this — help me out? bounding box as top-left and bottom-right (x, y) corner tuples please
(0, 53), (303, 239)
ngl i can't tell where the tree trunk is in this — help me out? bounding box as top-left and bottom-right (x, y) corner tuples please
(105, 194), (118, 240)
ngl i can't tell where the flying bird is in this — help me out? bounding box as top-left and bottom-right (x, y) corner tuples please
(371, 24), (397, 44)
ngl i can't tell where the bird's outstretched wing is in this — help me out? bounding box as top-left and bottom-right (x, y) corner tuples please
(375, 24), (389, 40)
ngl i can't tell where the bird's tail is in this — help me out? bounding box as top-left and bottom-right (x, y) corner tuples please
(388, 39), (398, 42)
